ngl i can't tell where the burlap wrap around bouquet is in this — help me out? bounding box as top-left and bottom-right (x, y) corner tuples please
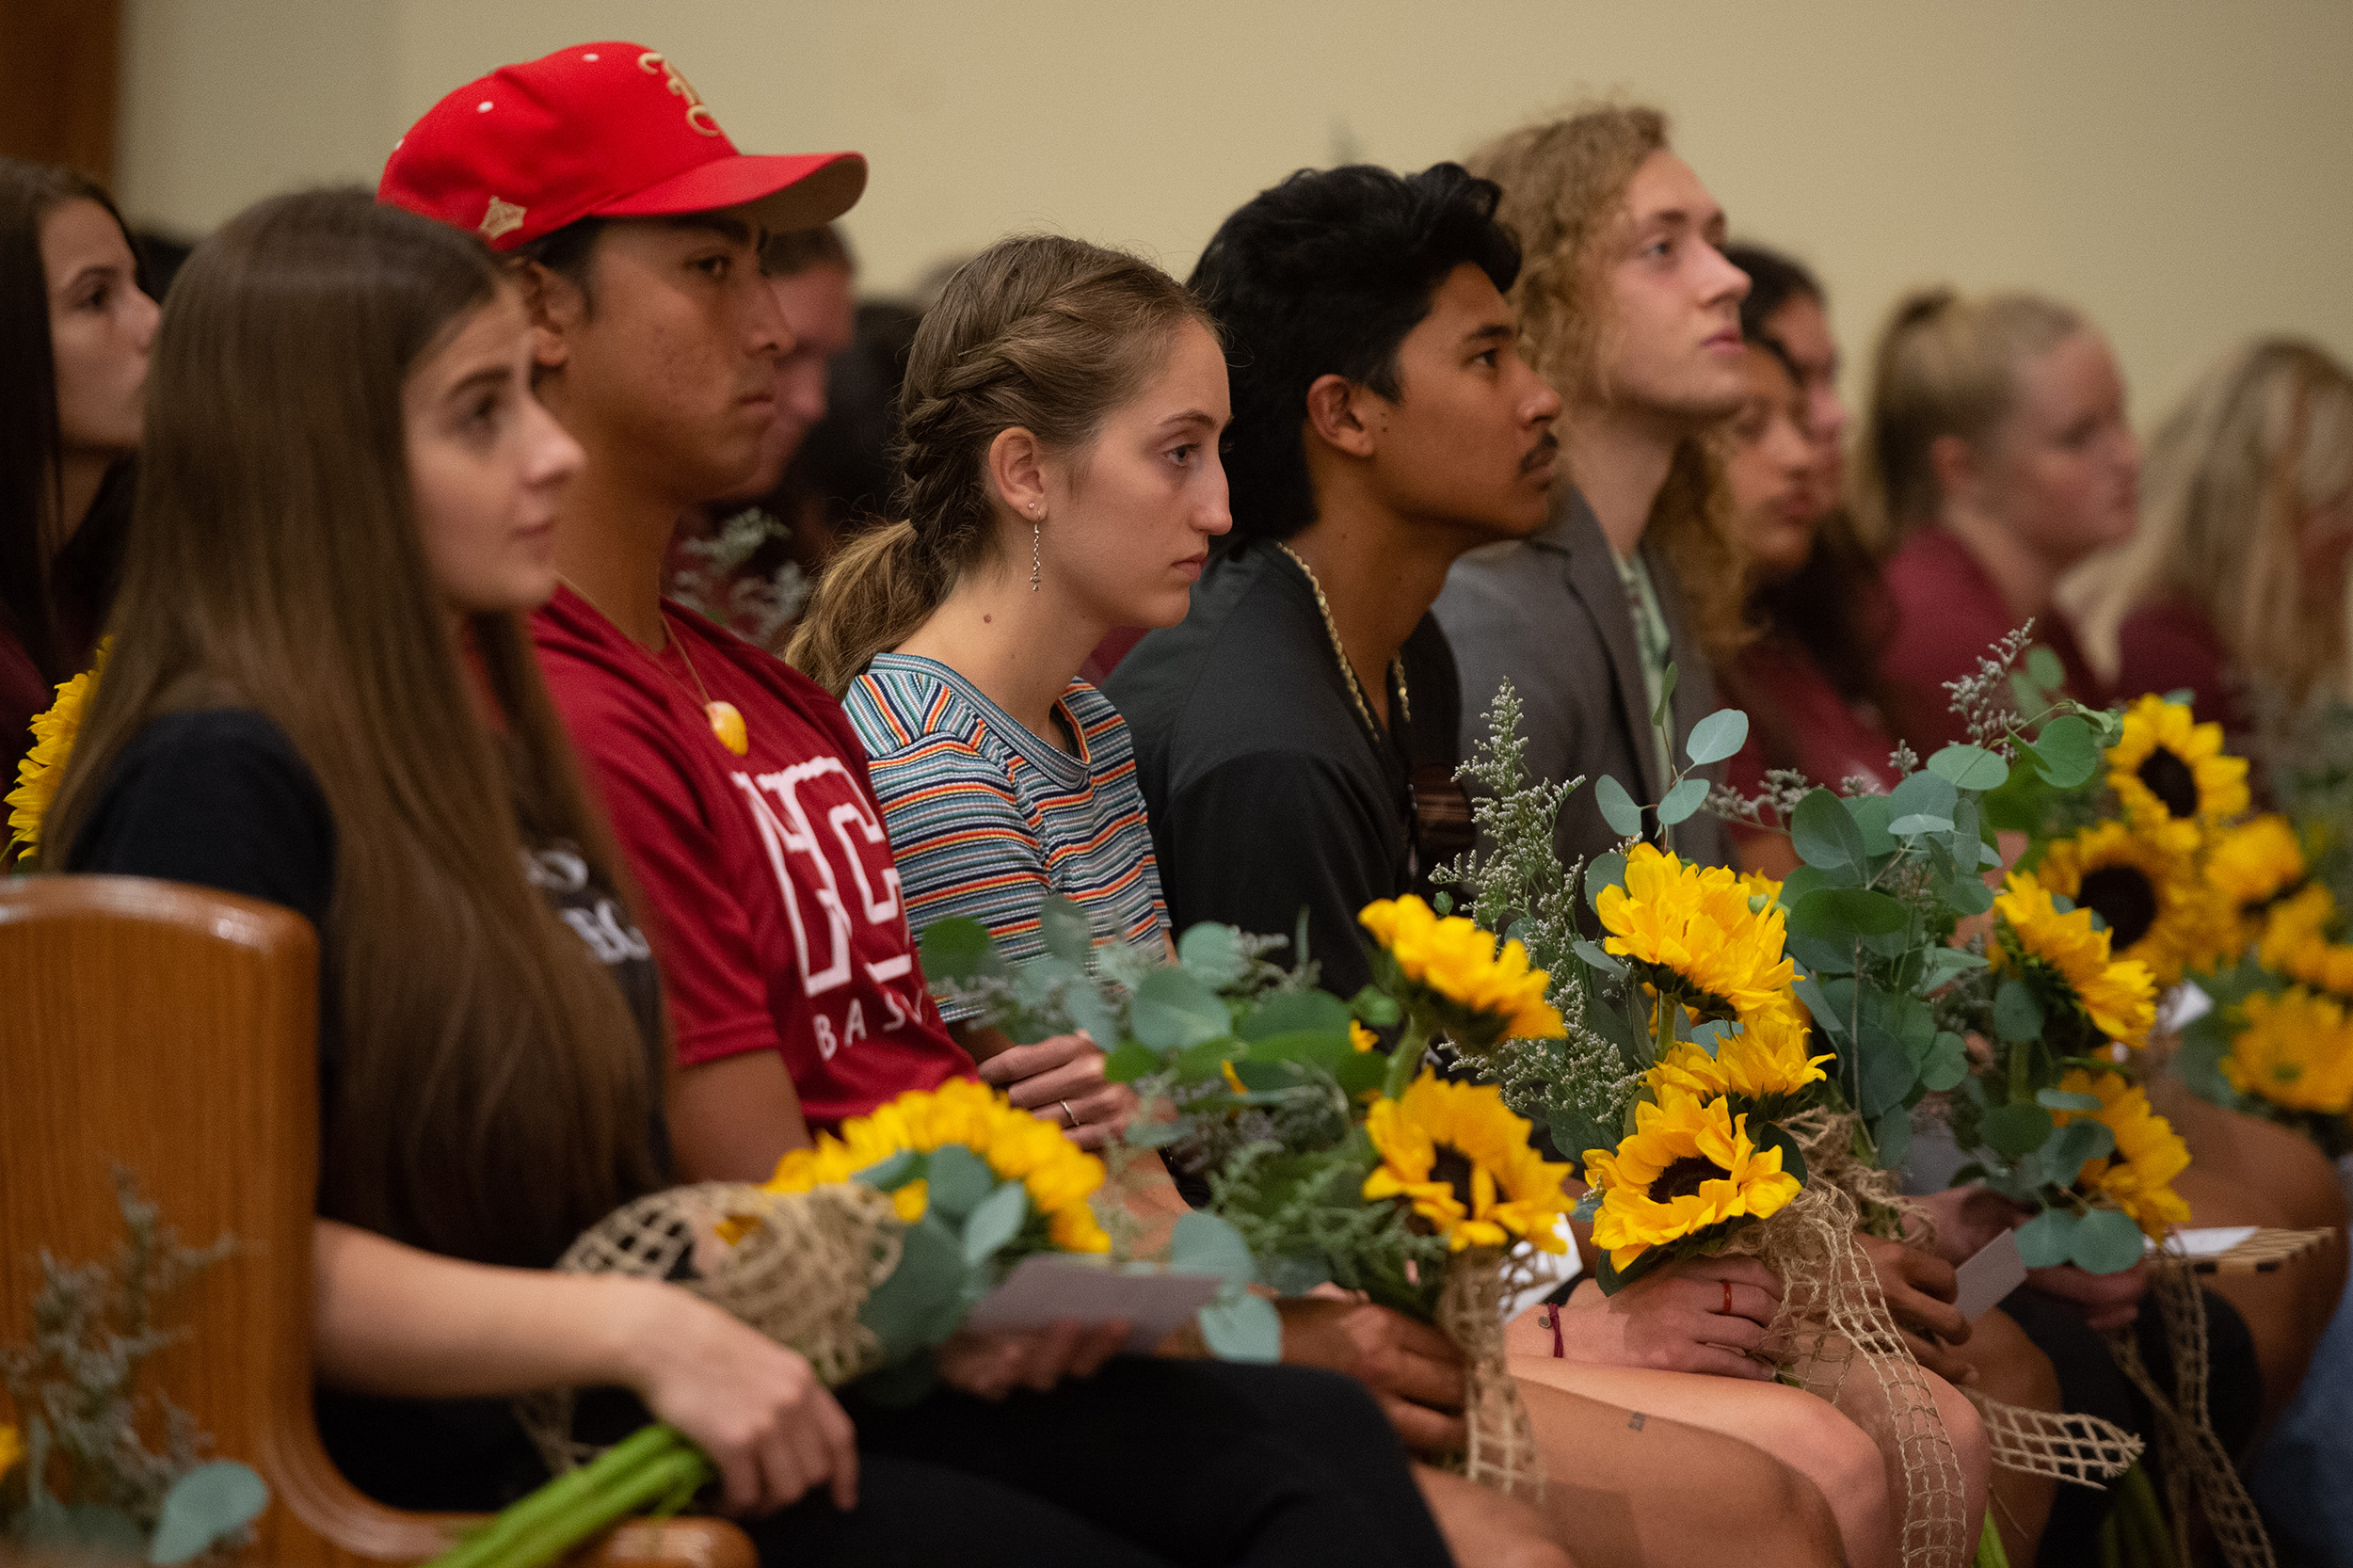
(1733, 1111), (2142, 1568)
(1437, 1247), (1548, 1501)
(517, 1181), (904, 1470)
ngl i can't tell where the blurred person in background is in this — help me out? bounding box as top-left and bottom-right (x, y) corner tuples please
(1858, 288), (2134, 754)
(2063, 338), (2353, 774)
(1865, 291), (2342, 1441)
(1, 157), (157, 787)
(1714, 244), (1901, 874)
(664, 225), (859, 649)
(772, 298), (922, 578)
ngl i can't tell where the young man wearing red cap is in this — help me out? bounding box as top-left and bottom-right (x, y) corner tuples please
(377, 44), (1458, 1567)
(381, 43), (1130, 1178)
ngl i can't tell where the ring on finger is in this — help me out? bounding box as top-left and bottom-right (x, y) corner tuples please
(1061, 1098), (1078, 1128)
(1722, 1280), (1734, 1316)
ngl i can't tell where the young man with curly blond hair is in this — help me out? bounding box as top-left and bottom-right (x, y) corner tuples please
(1438, 106), (1751, 880)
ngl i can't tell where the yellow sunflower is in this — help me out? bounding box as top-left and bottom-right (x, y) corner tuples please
(2224, 988), (2353, 1116)
(2258, 883), (2342, 969)
(6, 640), (109, 860)
(1583, 1092), (1801, 1272)
(1358, 896), (1565, 1041)
(1351, 1021), (1381, 1053)
(1595, 844), (1799, 1025)
(2106, 695), (2249, 851)
(1362, 1070), (1574, 1253)
(2031, 820), (2233, 987)
(1648, 1006), (1833, 1104)
(2049, 1068), (2192, 1240)
(1993, 871), (2158, 1049)
(2208, 816), (2311, 946)
(762, 1078), (1110, 1252)
(2275, 934), (2353, 1000)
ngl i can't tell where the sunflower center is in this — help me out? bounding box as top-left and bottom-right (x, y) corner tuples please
(2078, 865), (2159, 952)
(1431, 1145), (1480, 1212)
(1635, 962), (1740, 1025)
(2137, 748), (2200, 819)
(1647, 1154), (1732, 1203)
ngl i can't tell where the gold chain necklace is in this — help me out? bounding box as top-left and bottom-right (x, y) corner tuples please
(1273, 542), (1408, 742)
(560, 579), (748, 756)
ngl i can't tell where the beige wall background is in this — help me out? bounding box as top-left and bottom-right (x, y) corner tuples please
(117, 0), (2352, 423)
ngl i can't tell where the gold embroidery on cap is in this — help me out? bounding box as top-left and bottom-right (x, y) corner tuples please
(479, 196), (527, 241)
(637, 51), (719, 136)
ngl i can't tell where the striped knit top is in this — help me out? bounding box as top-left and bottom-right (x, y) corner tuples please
(844, 653), (1169, 1020)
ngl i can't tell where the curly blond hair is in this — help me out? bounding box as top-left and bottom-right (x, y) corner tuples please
(1465, 104), (1748, 662)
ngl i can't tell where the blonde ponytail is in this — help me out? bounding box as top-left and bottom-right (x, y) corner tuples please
(1852, 287), (2083, 552)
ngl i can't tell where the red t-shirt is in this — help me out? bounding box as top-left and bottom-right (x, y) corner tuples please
(1881, 528), (2104, 755)
(532, 586), (974, 1129)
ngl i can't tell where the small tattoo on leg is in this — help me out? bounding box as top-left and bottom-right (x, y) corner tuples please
(1626, 1411), (1646, 1431)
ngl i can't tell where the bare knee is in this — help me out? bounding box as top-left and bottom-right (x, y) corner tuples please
(1758, 1452), (1849, 1568)
(1795, 1393), (1890, 1509)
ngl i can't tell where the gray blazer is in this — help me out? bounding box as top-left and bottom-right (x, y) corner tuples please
(1433, 484), (1732, 881)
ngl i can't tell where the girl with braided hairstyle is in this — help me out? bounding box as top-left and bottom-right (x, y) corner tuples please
(792, 235), (1221, 1048)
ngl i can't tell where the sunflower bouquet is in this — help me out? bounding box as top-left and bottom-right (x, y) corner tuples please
(920, 892), (1576, 1496)
(440, 1080), (1121, 1568)
(751, 1078), (1114, 1375)
(2174, 813), (2353, 1153)
(921, 893), (1577, 1327)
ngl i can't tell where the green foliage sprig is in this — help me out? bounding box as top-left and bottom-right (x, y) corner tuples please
(2, 1172), (269, 1563)
(921, 898), (1448, 1352)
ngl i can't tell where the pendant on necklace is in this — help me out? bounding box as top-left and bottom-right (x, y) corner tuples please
(706, 700), (749, 756)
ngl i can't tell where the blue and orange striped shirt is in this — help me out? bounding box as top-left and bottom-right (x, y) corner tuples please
(844, 653), (1168, 1020)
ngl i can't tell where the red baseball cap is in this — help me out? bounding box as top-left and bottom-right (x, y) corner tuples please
(379, 41), (866, 252)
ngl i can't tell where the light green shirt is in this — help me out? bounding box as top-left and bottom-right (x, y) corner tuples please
(1612, 547), (1673, 789)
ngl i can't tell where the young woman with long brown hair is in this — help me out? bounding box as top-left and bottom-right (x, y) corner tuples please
(48, 185), (1457, 1566)
(1, 157), (156, 788)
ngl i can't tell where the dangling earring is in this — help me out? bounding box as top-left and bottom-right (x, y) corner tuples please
(1030, 505), (1043, 591)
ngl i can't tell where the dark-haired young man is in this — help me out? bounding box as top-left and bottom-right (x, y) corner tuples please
(1113, 162), (1849, 1568)
(1109, 162), (1561, 1002)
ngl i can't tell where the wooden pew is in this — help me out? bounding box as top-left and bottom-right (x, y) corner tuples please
(0, 875), (752, 1568)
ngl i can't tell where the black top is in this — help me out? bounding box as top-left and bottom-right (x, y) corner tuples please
(67, 707), (665, 1510)
(1107, 539), (1461, 1001)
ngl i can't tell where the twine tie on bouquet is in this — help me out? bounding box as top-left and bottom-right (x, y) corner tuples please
(515, 1181), (904, 1472)
(1437, 1246), (1546, 1501)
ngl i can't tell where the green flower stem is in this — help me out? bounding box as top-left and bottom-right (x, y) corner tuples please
(1384, 1016), (1432, 1102)
(1972, 1505), (2010, 1568)
(2115, 1461), (2173, 1564)
(428, 1425), (704, 1568)
(489, 1446), (713, 1568)
(2009, 1040), (2033, 1106)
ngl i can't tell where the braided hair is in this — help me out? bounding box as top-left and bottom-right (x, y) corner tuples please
(787, 234), (1210, 695)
